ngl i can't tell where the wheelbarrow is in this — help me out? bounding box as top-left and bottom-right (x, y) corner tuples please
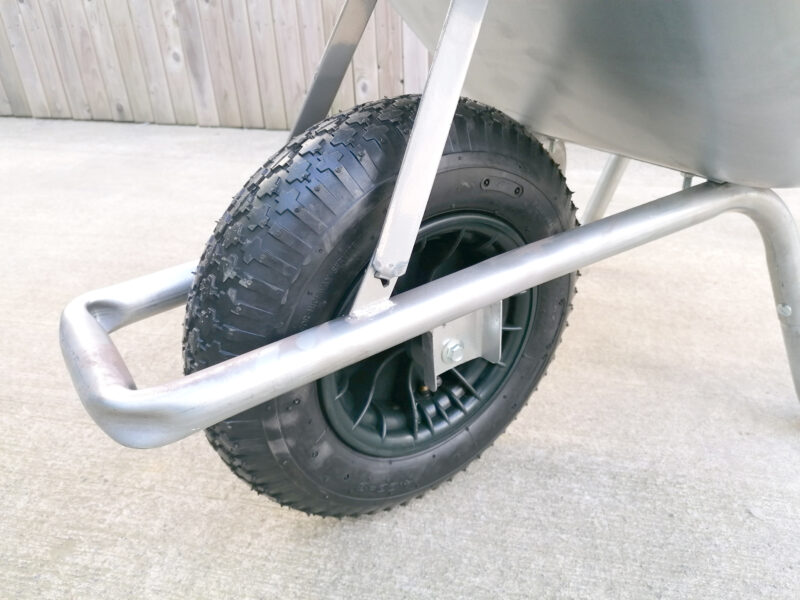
(59, 0), (800, 516)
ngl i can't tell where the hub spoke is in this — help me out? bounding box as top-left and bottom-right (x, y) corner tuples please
(433, 396), (451, 423)
(428, 230), (465, 282)
(449, 367), (483, 402)
(320, 212), (535, 457)
(442, 386), (467, 414)
(352, 348), (403, 429)
(406, 362), (420, 439)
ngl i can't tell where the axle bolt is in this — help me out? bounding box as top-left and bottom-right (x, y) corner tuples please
(442, 339), (465, 364)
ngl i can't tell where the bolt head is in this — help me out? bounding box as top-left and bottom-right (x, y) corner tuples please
(442, 340), (465, 363)
(778, 303), (793, 317)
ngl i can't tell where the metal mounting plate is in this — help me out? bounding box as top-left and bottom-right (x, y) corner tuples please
(411, 301), (503, 391)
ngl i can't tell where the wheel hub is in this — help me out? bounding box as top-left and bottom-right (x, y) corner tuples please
(319, 211), (537, 458)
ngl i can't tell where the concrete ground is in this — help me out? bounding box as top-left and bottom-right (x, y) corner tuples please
(1, 116), (800, 599)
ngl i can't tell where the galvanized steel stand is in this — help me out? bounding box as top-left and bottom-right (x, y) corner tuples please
(59, 0), (800, 448)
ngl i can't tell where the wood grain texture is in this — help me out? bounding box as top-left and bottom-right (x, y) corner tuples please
(351, 9), (378, 104)
(0, 1), (50, 117)
(173, 0), (218, 125)
(0, 0), (428, 128)
(17, 0), (71, 117)
(39, 0), (91, 119)
(374, 0), (402, 99)
(270, 0), (306, 127)
(60, 1), (112, 120)
(82, 0), (133, 121)
(0, 7), (31, 116)
(0, 71), (11, 115)
(128, 0), (176, 124)
(223, 0), (263, 128)
(196, 0), (241, 127)
(104, 0), (154, 122)
(148, 0), (196, 125)
(401, 20), (427, 94)
(320, 0), (354, 115)
(295, 0), (325, 92)
(246, 0), (286, 129)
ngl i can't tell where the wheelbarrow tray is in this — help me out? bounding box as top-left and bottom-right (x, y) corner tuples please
(392, 0), (800, 188)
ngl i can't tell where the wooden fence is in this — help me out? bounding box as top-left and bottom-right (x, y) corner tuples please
(0, 0), (429, 129)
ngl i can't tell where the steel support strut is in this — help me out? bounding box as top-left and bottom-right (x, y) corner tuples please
(60, 183), (800, 448)
(581, 154), (630, 224)
(289, 0), (378, 138)
(349, 0), (490, 312)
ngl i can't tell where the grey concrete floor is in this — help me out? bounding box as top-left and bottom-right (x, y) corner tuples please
(2, 117), (800, 599)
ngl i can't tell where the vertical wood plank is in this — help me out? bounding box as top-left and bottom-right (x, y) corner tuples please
(59, 0), (112, 120)
(402, 21), (428, 94)
(320, 0), (354, 115)
(0, 0), (50, 117)
(0, 73), (11, 115)
(295, 0), (324, 89)
(0, 9), (32, 116)
(39, 0), (91, 119)
(16, 0), (71, 117)
(147, 0), (196, 124)
(246, 0), (286, 129)
(82, 0), (133, 121)
(0, 0), (418, 126)
(195, 0), (241, 127)
(374, 0), (402, 98)
(270, 0), (306, 127)
(173, 0), (218, 125)
(222, 0), (262, 128)
(351, 10), (377, 104)
(128, 0), (176, 123)
(103, 0), (154, 122)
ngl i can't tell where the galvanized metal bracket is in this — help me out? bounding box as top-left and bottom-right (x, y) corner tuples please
(410, 301), (503, 392)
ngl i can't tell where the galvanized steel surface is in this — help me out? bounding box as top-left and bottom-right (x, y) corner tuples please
(391, 0), (800, 187)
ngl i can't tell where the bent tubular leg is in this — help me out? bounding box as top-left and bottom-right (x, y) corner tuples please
(59, 183), (800, 449)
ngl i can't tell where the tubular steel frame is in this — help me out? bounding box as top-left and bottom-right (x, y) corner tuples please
(581, 154), (630, 224)
(60, 183), (800, 448)
(59, 0), (800, 449)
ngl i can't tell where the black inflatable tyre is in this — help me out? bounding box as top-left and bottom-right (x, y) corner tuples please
(184, 96), (576, 516)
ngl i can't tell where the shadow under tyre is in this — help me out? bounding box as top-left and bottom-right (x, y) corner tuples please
(183, 96), (577, 516)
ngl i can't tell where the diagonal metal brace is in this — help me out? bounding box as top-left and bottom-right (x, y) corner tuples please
(289, 0), (378, 139)
(349, 0), (490, 314)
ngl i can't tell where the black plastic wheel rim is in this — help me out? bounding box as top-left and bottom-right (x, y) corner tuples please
(319, 211), (537, 458)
